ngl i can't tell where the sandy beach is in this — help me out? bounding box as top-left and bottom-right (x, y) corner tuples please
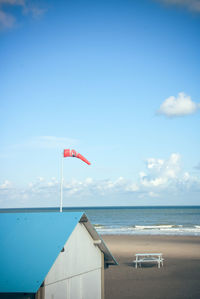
(102, 235), (200, 299)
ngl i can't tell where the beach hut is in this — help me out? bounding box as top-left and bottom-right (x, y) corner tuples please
(0, 212), (117, 299)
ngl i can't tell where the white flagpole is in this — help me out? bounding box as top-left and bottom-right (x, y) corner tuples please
(60, 153), (64, 212)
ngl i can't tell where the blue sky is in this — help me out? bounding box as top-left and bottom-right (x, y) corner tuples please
(0, 0), (200, 208)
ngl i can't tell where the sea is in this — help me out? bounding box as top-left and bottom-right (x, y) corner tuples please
(1, 206), (200, 236)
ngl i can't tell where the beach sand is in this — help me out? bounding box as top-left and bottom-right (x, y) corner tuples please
(102, 235), (200, 299)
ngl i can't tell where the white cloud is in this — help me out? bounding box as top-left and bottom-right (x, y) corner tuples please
(22, 2), (46, 18)
(158, 92), (200, 117)
(1, 154), (200, 207)
(60, 154), (198, 199)
(0, 0), (24, 5)
(0, 176), (137, 207)
(156, 0), (200, 12)
(0, 0), (45, 30)
(141, 153), (181, 188)
(64, 176), (131, 196)
(0, 180), (12, 189)
(183, 172), (190, 181)
(125, 182), (139, 192)
(0, 8), (15, 28)
(139, 172), (147, 178)
(142, 176), (168, 187)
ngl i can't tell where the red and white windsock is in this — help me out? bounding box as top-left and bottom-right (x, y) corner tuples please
(63, 149), (91, 165)
(60, 149), (91, 212)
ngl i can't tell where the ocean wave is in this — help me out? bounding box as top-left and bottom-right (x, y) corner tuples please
(135, 225), (175, 230)
(95, 224), (200, 236)
(94, 223), (104, 227)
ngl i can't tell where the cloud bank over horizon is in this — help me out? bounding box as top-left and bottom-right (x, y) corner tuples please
(1, 153), (200, 208)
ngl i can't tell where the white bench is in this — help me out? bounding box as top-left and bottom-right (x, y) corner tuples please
(133, 253), (164, 268)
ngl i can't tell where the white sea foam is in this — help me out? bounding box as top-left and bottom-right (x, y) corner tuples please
(134, 225), (174, 230)
(95, 224), (200, 236)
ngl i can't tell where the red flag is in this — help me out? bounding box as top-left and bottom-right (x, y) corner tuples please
(63, 149), (91, 165)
